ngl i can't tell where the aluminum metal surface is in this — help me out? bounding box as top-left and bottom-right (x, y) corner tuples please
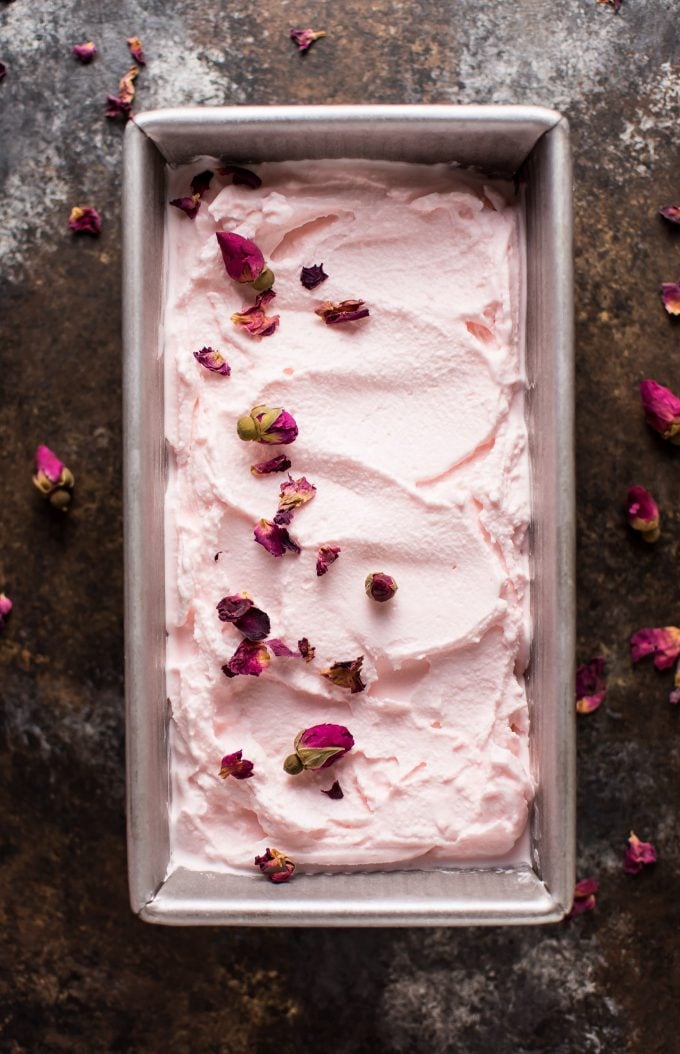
(123, 105), (575, 926)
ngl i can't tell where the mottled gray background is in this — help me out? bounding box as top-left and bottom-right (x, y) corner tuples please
(0, 1), (678, 1051)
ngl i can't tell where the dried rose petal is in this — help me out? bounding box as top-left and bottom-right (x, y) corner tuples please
(68, 206), (101, 235)
(32, 445), (75, 511)
(365, 572), (398, 603)
(231, 289), (280, 338)
(623, 831), (657, 875)
(237, 405), (298, 445)
(218, 165), (262, 190)
(127, 36), (146, 65)
(626, 484), (660, 541)
(576, 657), (607, 714)
(659, 205), (680, 225)
(251, 454), (292, 476)
(216, 231), (269, 285)
(193, 346), (230, 375)
(190, 170), (213, 197)
(170, 194), (201, 219)
(219, 749), (254, 780)
(254, 519), (301, 558)
(316, 545), (341, 577)
(268, 638), (295, 657)
(216, 594), (270, 641)
(298, 638), (315, 663)
(321, 657), (366, 694)
(277, 475), (316, 516)
(566, 877), (599, 920)
(300, 263), (328, 289)
(661, 282), (680, 316)
(255, 847), (295, 883)
(283, 723), (354, 775)
(105, 94), (133, 120)
(118, 65), (139, 104)
(290, 27), (326, 52)
(216, 594), (253, 622)
(639, 379), (680, 443)
(72, 41), (97, 63)
(630, 627), (680, 670)
(321, 780), (344, 799)
(0, 593), (12, 630)
(222, 638), (271, 678)
(315, 299), (370, 325)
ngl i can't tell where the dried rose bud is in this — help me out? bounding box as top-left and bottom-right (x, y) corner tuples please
(623, 831), (657, 875)
(289, 27), (326, 52)
(300, 263), (328, 289)
(630, 626), (680, 670)
(237, 405), (298, 445)
(321, 780), (343, 799)
(251, 454), (292, 476)
(231, 289), (280, 338)
(626, 484), (660, 542)
(639, 380), (680, 443)
(661, 282), (680, 316)
(298, 637), (315, 662)
(283, 723), (354, 775)
(216, 594), (271, 641)
(218, 165), (262, 189)
(193, 346), (230, 375)
(255, 847), (295, 883)
(32, 445), (75, 511)
(659, 204), (680, 225)
(268, 639), (295, 657)
(222, 638), (271, 678)
(316, 545), (341, 577)
(72, 41), (97, 63)
(216, 231), (273, 287)
(0, 593), (12, 630)
(68, 206), (101, 235)
(127, 36), (146, 65)
(565, 877), (599, 920)
(315, 299), (370, 325)
(321, 656), (366, 694)
(219, 749), (254, 780)
(576, 657), (607, 714)
(277, 475), (316, 516)
(254, 519), (301, 558)
(365, 572), (398, 603)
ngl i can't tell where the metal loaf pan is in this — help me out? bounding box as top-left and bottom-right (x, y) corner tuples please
(123, 105), (575, 926)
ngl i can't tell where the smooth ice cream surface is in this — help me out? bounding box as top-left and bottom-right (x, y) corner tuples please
(164, 159), (533, 875)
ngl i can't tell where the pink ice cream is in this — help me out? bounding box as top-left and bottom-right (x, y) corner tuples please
(164, 160), (533, 875)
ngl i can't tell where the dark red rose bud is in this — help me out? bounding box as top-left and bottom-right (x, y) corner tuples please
(365, 572), (398, 603)
(255, 847), (295, 883)
(283, 723), (354, 775)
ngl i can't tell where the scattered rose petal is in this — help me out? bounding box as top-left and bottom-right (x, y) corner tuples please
(218, 165), (262, 189)
(316, 545), (341, 577)
(659, 205), (680, 225)
(222, 638), (271, 678)
(216, 594), (253, 622)
(298, 637), (315, 663)
(315, 299), (370, 325)
(68, 206), (101, 235)
(72, 41), (97, 63)
(268, 638), (295, 657)
(623, 831), (657, 875)
(290, 27), (326, 52)
(626, 484), (660, 542)
(219, 749), (254, 780)
(32, 445), (75, 511)
(255, 847), (295, 883)
(566, 877), (599, 920)
(231, 289), (280, 337)
(105, 94), (133, 120)
(661, 282), (680, 316)
(639, 379), (680, 443)
(254, 519), (301, 558)
(118, 65), (138, 104)
(251, 454), (292, 476)
(127, 36), (146, 65)
(576, 657), (607, 714)
(193, 346), (230, 375)
(217, 594), (271, 641)
(365, 572), (398, 603)
(630, 626), (680, 670)
(283, 723), (354, 775)
(190, 170), (214, 197)
(0, 593), (12, 630)
(170, 194), (201, 219)
(321, 656), (366, 694)
(216, 231), (272, 287)
(277, 475), (317, 516)
(300, 263), (328, 289)
(237, 405), (298, 445)
(321, 780), (343, 799)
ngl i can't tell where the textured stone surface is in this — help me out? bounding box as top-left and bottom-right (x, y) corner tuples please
(0, 1), (678, 1051)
